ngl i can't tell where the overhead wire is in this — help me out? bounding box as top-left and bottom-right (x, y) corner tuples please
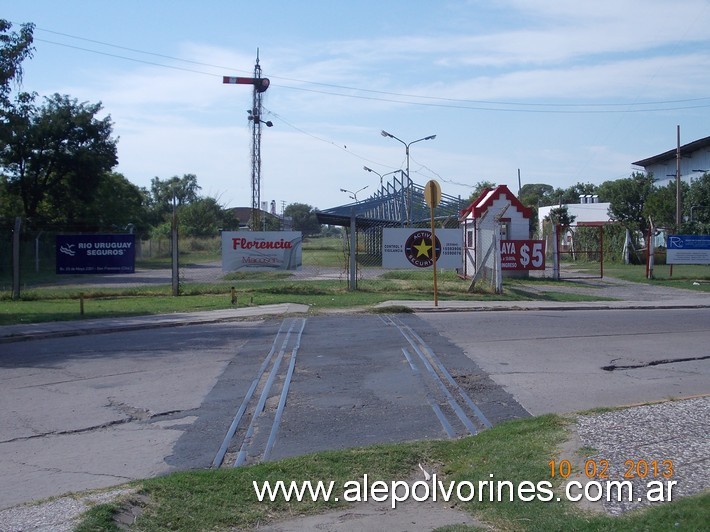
(25, 23), (710, 194)
(28, 26), (710, 114)
(28, 25), (710, 110)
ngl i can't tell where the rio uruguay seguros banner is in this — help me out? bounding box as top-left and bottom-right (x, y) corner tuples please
(56, 234), (135, 274)
(222, 231), (303, 272)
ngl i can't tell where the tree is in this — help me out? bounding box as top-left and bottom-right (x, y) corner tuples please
(145, 174), (202, 227)
(180, 197), (235, 237)
(643, 181), (682, 230)
(545, 205), (576, 227)
(465, 180), (496, 204)
(144, 175), (239, 237)
(0, 93), (118, 223)
(261, 213), (282, 231)
(0, 174), (22, 220)
(684, 172), (710, 234)
(599, 172), (655, 237)
(550, 182), (599, 206)
(149, 174), (200, 208)
(0, 20), (34, 110)
(284, 203), (320, 236)
(78, 172), (147, 232)
(519, 183), (554, 207)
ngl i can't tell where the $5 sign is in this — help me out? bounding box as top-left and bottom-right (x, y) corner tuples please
(501, 240), (545, 270)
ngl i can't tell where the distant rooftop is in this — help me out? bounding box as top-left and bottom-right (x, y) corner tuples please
(633, 135), (710, 167)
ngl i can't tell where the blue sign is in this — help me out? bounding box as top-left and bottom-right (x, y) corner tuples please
(56, 234), (135, 274)
(666, 235), (710, 265)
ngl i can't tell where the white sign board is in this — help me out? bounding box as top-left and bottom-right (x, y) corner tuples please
(222, 231), (302, 271)
(667, 235), (710, 265)
(383, 228), (462, 269)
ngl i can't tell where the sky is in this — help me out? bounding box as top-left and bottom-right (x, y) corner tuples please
(5, 0), (710, 213)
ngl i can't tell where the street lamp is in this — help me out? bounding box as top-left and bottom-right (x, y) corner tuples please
(381, 131), (436, 183)
(247, 109), (273, 127)
(381, 130), (436, 225)
(363, 166), (400, 188)
(340, 186), (368, 202)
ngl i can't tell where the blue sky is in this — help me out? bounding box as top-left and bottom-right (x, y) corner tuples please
(6, 0), (710, 211)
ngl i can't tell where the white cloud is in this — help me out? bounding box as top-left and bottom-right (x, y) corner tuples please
(16, 0), (709, 211)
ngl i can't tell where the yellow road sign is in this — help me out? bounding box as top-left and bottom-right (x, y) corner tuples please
(424, 180), (441, 208)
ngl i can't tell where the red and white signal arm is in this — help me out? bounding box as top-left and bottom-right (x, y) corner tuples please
(222, 76), (270, 92)
(500, 240), (546, 270)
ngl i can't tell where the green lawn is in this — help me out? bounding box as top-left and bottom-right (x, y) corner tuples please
(3, 261), (707, 327)
(575, 262), (710, 291)
(0, 273), (610, 326)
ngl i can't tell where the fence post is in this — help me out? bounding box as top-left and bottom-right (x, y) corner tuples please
(647, 228), (655, 280)
(12, 217), (22, 300)
(552, 224), (560, 280)
(171, 203), (180, 296)
(494, 232), (503, 294)
(349, 209), (357, 291)
(600, 225), (604, 278)
(623, 228), (630, 264)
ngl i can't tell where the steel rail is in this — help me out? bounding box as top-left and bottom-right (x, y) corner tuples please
(211, 318), (295, 468)
(401, 347), (456, 438)
(396, 319), (493, 429)
(263, 318), (307, 460)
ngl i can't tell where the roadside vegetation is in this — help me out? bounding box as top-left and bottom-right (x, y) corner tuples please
(73, 413), (708, 531)
(3, 242), (709, 325)
(0, 272), (608, 326)
(574, 262), (710, 292)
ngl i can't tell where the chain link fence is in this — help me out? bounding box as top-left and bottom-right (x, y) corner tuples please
(3, 215), (640, 300)
(1, 220), (467, 300)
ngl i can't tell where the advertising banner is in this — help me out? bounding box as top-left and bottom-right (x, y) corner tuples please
(56, 234), (135, 274)
(222, 231), (302, 271)
(667, 235), (710, 265)
(500, 239), (546, 270)
(383, 228), (462, 269)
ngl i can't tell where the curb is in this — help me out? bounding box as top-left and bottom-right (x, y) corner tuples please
(2, 300), (709, 343)
(0, 304), (310, 344)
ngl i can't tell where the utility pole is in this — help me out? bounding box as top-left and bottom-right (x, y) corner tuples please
(223, 50), (272, 230)
(675, 125), (681, 231)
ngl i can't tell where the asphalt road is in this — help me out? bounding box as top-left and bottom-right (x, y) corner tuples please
(1, 309), (708, 510)
(420, 308), (710, 415)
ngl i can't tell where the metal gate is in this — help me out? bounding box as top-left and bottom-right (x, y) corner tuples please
(557, 223), (605, 279)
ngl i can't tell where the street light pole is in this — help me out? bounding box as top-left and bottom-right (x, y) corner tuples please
(381, 131), (436, 225)
(363, 166), (400, 188)
(340, 186), (369, 202)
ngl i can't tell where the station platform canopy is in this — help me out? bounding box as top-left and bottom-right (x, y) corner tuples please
(316, 173), (465, 228)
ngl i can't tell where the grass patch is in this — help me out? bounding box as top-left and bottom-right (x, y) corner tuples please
(504, 286), (615, 303)
(222, 271), (294, 281)
(575, 263), (710, 292)
(73, 503), (121, 532)
(0, 272), (618, 326)
(75, 413), (709, 531)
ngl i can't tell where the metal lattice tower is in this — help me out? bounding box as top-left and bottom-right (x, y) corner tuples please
(223, 50), (270, 229)
(250, 54), (264, 229)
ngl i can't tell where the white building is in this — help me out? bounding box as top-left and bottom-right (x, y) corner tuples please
(537, 196), (612, 236)
(632, 135), (710, 187)
(460, 184), (532, 278)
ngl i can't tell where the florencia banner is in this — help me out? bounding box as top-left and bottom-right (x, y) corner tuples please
(222, 231), (303, 271)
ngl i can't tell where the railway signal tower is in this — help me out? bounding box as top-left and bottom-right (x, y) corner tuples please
(223, 50), (271, 229)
